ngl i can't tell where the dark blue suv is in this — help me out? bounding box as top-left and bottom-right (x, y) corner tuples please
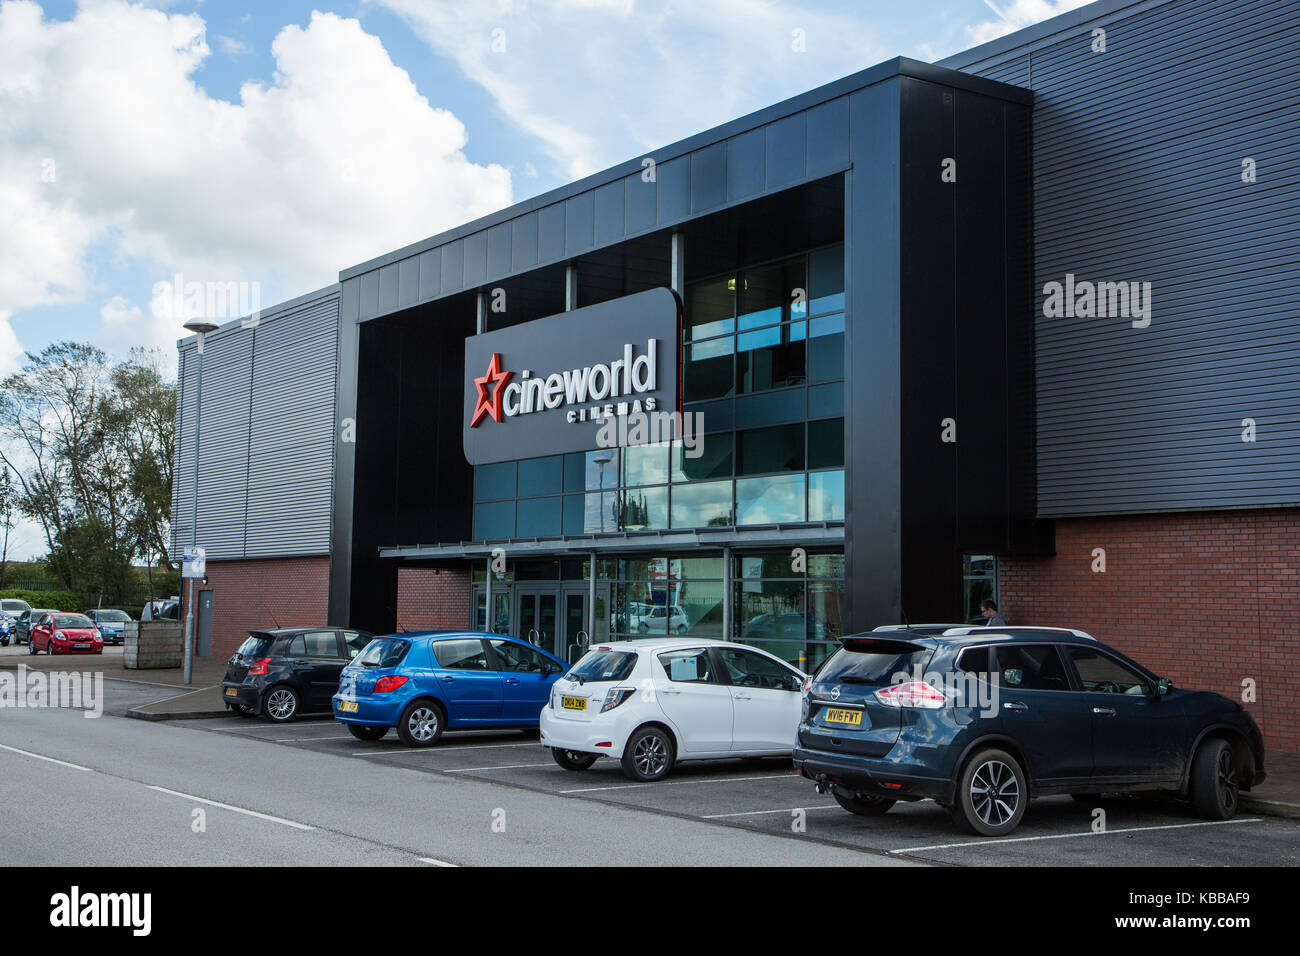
(794, 628), (1266, 837)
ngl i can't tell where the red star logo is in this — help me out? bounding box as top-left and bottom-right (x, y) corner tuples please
(470, 352), (512, 427)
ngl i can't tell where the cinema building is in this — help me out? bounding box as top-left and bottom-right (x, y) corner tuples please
(174, 0), (1300, 750)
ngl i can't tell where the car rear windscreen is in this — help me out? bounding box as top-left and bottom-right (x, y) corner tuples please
(95, 610), (131, 622)
(819, 639), (930, 686)
(236, 635), (275, 658)
(569, 650), (637, 683)
(355, 639), (410, 668)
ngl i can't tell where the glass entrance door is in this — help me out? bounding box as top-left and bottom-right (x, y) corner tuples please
(516, 590), (559, 659)
(562, 592), (586, 664)
(474, 586), (512, 634)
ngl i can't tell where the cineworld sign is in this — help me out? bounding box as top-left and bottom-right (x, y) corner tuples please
(463, 287), (682, 465)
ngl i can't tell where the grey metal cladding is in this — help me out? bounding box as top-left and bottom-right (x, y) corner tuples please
(955, 0), (1300, 517)
(173, 293), (339, 559)
(245, 298), (338, 556)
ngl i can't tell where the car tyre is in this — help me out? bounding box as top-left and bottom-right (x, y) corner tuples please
(551, 748), (597, 771)
(833, 789), (896, 816)
(951, 748), (1027, 837)
(396, 700), (444, 747)
(262, 685), (300, 723)
(621, 725), (675, 782)
(347, 724), (388, 742)
(1189, 737), (1239, 820)
(27, 639), (36, 656)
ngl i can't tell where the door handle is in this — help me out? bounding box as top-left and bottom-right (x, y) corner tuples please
(440, 675), (455, 681)
(660, 688), (681, 695)
(733, 693), (751, 701)
(1093, 707), (1116, 716)
(1003, 701), (1028, 712)
(505, 678), (520, 684)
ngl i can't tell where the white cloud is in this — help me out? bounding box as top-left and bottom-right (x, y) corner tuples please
(0, 0), (513, 361)
(967, 0), (1094, 46)
(214, 34), (251, 56)
(372, 0), (891, 182)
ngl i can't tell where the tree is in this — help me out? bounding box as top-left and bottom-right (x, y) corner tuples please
(0, 343), (176, 602)
(0, 466), (14, 590)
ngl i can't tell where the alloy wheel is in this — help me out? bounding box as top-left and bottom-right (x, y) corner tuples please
(970, 759), (1020, 827)
(407, 707), (439, 742)
(632, 733), (669, 777)
(1217, 748), (1239, 813)
(266, 689), (297, 720)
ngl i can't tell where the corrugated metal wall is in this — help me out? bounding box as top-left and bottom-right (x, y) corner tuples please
(949, 0), (1300, 517)
(173, 292), (339, 559)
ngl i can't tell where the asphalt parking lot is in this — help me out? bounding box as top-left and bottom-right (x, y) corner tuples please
(176, 712), (1300, 866)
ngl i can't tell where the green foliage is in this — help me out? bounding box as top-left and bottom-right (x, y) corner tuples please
(0, 588), (86, 612)
(0, 344), (175, 603)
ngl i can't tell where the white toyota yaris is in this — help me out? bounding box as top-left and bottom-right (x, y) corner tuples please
(539, 638), (809, 782)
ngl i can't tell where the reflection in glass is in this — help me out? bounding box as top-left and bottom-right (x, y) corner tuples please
(738, 325), (805, 393)
(808, 470), (845, 522)
(735, 473), (805, 525)
(686, 276), (735, 340)
(622, 441), (669, 486)
(672, 435), (732, 482)
(737, 424), (805, 475)
(670, 480), (734, 528)
(618, 486), (668, 531)
(684, 338), (735, 402)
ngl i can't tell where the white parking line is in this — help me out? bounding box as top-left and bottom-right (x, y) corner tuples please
(146, 785), (316, 831)
(444, 762), (554, 773)
(561, 773), (795, 794)
(418, 857), (460, 867)
(704, 805), (839, 818)
(0, 743), (94, 772)
(273, 735), (355, 742)
(352, 742), (541, 757)
(891, 817), (1265, 854)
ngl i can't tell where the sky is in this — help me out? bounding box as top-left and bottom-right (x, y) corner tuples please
(0, 0), (1090, 557)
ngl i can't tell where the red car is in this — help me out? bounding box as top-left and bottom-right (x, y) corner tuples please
(29, 612), (103, 655)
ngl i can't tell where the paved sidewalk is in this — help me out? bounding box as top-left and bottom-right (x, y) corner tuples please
(0, 643), (228, 687)
(1243, 749), (1300, 819)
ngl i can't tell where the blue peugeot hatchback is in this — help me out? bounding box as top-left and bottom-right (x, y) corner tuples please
(333, 631), (568, 746)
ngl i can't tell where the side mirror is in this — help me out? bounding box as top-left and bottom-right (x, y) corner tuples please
(1156, 677), (1172, 696)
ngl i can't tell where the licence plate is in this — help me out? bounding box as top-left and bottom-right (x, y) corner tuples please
(75, 644), (89, 650)
(338, 700), (358, 713)
(224, 688), (238, 697)
(823, 707), (863, 726)
(561, 696), (586, 710)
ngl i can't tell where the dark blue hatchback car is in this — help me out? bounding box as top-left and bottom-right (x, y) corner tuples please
(333, 631), (568, 746)
(794, 627), (1266, 836)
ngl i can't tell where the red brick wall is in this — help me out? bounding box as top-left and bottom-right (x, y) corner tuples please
(397, 568), (472, 631)
(1000, 509), (1300, 752)
(187, 556), (331, 659)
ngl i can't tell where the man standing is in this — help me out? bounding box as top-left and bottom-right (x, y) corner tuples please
(980, 599), (1007, 627)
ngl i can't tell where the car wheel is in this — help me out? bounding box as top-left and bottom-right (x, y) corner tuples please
(833, 789), (896, 816)
(551, 748), (597, 771)
(347, 724), (388, 742)
(396, 700), (444, 747)
(262, 685), (300, 723)
(951, 748), (1028, 836)
(27, 639), (36, 656)
(1190, 737), (1239, 820)
(621, 726), (675, 782)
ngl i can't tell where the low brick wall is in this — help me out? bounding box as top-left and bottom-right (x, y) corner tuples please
(125, 621), (183, 669)
(1000, 508), (1300, 752)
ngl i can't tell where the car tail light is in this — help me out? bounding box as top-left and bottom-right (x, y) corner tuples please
(874, 681), (946, 709)
(374, 675), (408, 694)
(600, 687), (635, 713)
(247, 657), (271, 676)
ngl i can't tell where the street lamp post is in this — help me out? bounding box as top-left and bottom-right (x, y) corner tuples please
(182, 318), (220, 685)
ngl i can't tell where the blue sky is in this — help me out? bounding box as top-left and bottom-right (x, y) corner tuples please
(0, 0), (1091, 394)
